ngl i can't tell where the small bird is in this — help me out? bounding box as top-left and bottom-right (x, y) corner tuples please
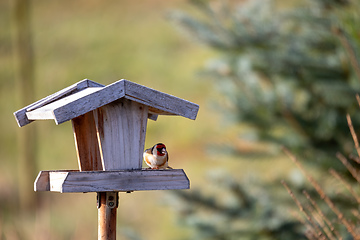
(143, 143), (172, 169)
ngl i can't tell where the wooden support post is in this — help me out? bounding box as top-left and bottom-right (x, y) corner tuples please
(98, 192), (119, 240)
(72, 111), (103, 171)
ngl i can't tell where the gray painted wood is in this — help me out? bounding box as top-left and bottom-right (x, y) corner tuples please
(94, 99), (148, 170)
(123, 80), (199, 120)
(14, 79), (104, 127)
(17, 79), (199, 126)
(26, 87), (105, 123)
(34, 169), (190, 193)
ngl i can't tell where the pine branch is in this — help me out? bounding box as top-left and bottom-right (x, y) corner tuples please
(283, 147), (358, 238)
(336, 152), (360, 183)
(356, 94), (360, 108)
(303, 201), (329, 240)
(303, 190), (341, 240)
(329, 168), (360, 204)
(349, 154), (360, 165)
(281, 180), (324, 239)
(346, 114), (360, 158)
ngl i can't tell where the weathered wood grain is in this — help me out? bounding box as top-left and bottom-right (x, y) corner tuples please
(34, 169), (79, 191)
(26, 87), (105, 122)
(124, 80), (199, 120)
(34, 169), (190, 193)
(94, 99), (148, 170)
(27, 79), (104, 111)
(14, 79), (104, 127)
(72, 111), (103, 171)
(18, 79), (199, 126)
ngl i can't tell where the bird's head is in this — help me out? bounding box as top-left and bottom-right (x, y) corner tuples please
(154, 143), (167, 156)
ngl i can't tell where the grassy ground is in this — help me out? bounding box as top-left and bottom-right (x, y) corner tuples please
(1, 0), (305, 239)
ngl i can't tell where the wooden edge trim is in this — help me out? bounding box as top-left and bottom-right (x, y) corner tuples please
(52, 80), (125, 125)
(34, 171), (50, 191)
(14, 79), (105, 127)
(123, 80), (199, 120)
(34, 169), (189, 193)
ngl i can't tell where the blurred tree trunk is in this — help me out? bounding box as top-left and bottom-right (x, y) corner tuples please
(13, 0), (38, 211)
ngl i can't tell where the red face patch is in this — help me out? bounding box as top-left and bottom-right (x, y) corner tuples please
(156, 144), (166, 156)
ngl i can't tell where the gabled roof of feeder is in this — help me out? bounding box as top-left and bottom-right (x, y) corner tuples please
(14, 79), (199, 127)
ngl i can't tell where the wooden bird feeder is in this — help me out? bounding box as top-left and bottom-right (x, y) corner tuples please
(14, 79), (199, 239)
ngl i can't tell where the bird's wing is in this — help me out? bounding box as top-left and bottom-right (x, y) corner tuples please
(144, 148), (152, 154)
(165, 153), (173, 169)
(143, 152), (153, 166)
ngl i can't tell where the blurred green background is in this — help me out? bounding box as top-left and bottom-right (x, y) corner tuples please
(2, 0), (358, 239)
(0, 0), (233, 239)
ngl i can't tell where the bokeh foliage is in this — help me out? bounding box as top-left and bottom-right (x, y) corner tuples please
(168, 0), (360, 239)
(171, 0), (360, 168)
(2, 0), (360, 239)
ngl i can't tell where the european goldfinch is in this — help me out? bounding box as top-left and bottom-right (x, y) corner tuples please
(143, 143), (171, 169)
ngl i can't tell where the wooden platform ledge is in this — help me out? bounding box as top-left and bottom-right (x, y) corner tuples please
(34, 169), (189, 193)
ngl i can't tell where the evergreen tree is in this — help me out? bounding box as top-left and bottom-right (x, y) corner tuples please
(170, 171), (307, 239)
(168, 0), (360, 239)
(170, 0), (360, 170)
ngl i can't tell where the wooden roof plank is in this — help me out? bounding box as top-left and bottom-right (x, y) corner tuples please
(124, 80), (199, 120)
(27, 79), (104, 112)
(52, 80), (126, 124)
(14, 79), (104, 127)
(26, 87), (104, 121)
(16, 79), (199, 126)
